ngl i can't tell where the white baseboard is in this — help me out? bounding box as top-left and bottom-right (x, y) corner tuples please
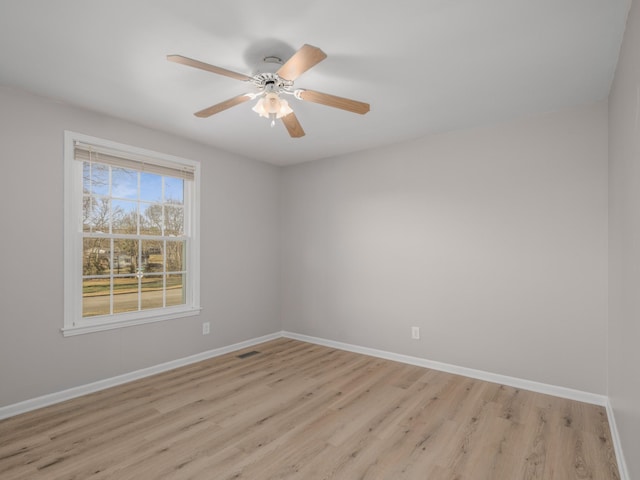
(606, 399), (630, 480)
(282, 331), (608, 406)
(0, 332), (281, 421)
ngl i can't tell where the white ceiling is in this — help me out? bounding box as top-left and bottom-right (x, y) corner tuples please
(0, 0), (630, 166)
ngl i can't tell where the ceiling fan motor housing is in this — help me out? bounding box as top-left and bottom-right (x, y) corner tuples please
(251, 72), (293, 93)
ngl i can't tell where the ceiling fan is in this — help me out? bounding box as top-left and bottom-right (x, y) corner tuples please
(167, 44), (370, 138)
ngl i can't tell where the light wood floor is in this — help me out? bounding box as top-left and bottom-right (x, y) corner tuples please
(0, 338), (620, 479)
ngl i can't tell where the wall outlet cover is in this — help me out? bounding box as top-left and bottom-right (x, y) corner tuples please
(411, 326), (420, 340)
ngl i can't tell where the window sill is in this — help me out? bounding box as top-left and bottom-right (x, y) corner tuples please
(61, 306), (202, 337)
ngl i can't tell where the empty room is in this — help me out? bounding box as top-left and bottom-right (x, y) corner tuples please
(0, 1), (638, 478)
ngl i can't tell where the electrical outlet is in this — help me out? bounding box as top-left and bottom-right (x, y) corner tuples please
(202, 322), (210, 335)
(411, 326), (420, 340)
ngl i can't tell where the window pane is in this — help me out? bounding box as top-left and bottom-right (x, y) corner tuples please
(164, 205), (184, 236)
(141, 275), (164, 310)
(113, 276), (139, 314)
(140, 172), (162, 202)
(83, 237), (111, 276)
(83, 162), (109, 196)
(166, 274), (185, 307)
(166, 240), (185, 272)
(164, 177), (184, 204)
(112, 200), (138, 234)
(111, 167), (138, 200)
(140, 203), (162, 236)
(113, 239), (138, 274)
(83, 196), (111, 233)
(83, 278), (111, 317)
(142, 240), (164, 273)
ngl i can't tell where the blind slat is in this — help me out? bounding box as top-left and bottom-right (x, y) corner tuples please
(74, 142), (194, 181)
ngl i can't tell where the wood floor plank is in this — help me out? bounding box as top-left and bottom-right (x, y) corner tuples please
(0, 339), (620, 479)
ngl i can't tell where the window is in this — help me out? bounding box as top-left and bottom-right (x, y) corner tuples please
(63, 131), (200, 336)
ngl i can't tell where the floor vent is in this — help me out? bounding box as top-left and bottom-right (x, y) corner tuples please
(237, 350), (260, 359)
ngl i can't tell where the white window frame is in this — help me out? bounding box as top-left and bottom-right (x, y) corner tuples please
(63, 131), (201, 336)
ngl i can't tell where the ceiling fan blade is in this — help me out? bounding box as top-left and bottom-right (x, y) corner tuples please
(167, 54), (252, 82)
(195, 94), (252, 118)
(277, 44), (327, 81)
(298, 89), (370, 115)
(281, 112), (305, 138)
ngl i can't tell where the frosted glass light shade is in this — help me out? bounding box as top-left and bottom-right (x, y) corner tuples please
(252, 93), (293, 119)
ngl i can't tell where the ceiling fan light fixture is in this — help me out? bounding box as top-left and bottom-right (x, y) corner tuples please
(252, 93), (293, 126)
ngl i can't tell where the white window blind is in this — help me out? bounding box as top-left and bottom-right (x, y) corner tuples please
(74, 142), (195, 181)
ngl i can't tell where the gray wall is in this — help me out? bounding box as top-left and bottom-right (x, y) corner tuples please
(281, 102), (609, 394)
(0, 86), (281, 408)
(609, 0), (640, 474)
